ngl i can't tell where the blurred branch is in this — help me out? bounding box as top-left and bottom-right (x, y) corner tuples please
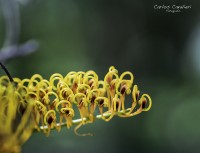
(0, 40), (39, 63)
(0, 0), (39, 63)
(1, 0), (20, 47)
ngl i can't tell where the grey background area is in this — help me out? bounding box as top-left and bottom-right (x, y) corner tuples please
(0, 0), (200, 153)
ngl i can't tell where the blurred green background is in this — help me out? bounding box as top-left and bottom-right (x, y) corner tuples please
(1, 0), (200, 153)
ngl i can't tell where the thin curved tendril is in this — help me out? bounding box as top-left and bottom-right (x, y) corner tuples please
(0, 62), (14, 82)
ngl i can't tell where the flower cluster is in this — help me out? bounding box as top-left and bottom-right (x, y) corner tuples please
(15, 66), (152, 135)
(0, 66), (152, 152)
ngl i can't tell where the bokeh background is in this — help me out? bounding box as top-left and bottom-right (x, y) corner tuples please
(1, 0), (200, 153)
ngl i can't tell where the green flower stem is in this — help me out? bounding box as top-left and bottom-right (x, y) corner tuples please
(39, 109), (130, 131)
(39, 113), (110, 130)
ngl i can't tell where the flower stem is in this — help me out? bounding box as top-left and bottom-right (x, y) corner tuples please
(39, 110), (128, 131)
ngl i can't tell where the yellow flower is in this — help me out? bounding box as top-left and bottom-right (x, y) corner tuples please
(0, 65), (152, 152)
